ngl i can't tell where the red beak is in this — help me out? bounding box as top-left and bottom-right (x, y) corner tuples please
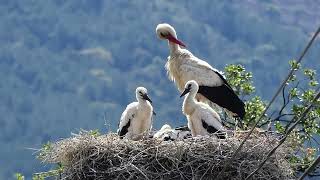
(167, 34), (186, 47)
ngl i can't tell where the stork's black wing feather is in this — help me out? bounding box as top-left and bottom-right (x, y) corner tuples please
(118, 119), (131, 138)
(201, 119), (218, 133)
(174, 125), (190, 131)
(201, 119), (226, 139)
(213, 70), (233, 90)
(198, 69), (245, 119)
(198, 85), (245, 119)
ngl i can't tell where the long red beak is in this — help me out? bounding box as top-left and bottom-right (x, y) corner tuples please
(167, 34), (186, 47)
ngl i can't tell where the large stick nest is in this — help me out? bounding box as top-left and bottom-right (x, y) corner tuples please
(39, 131), (295, 180)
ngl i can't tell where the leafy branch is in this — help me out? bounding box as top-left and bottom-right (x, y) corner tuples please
(224, 61), (320, 175)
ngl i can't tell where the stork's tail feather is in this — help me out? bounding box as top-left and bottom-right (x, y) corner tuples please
(198, 85), (245, 120)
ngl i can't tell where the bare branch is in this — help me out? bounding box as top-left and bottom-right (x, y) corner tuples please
(216, 25), (320, 180)
(299, 156), (320, 180)
(245, 91), (320, 179)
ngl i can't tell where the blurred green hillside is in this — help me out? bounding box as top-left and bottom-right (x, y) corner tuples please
(0, 0), (319, 178)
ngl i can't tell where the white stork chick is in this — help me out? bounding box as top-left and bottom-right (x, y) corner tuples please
(153, 124), (177, 141)
(153, 124), (191, 141)
(156, 23), (245, 119)
(180, 80), (226, 138)
(117, 87), (153, 140)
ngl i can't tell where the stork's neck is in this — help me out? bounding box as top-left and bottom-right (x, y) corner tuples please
(137, 98), (146, 105)
(138, 99), (152, 109)
(182, 92), (197, 115)
(168, 41), (181, 54)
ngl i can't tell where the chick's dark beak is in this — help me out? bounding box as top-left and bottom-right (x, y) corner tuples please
(142, 94), (152, 103)
(180, 87), (191, 98)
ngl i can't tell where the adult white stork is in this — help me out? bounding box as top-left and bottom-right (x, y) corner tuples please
(156, 23), (245, 119)
(180, 80), (226, 138)
(117, 87), (153, 140)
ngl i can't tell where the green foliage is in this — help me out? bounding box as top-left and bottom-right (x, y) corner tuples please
(15, 163), (64, 180)
(15, 173), (24, 180)
(289, 59), (301, 71)
(275, 121), (285, 133)
(224, 64), (267, 129)
(32, 165), (63, 180)
(289, 147), (317, 171)
(225, 64), (255, 96)
(276, 61), (320, 171)
(244, 96), (267, 128)
(225, 62), (320, 173)
(303, 68), (319, 87)
(88, 129), (101, 137)
(37, 142), (52, 161)
(33, 142), (64, 179)
(289, 88), (299, 99)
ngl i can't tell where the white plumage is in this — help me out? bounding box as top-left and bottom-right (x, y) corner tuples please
(156, 23), (245, 119)
(180, 80), (225, 137)
(166, 49), (224, 92)
(153, 124), (176, 141)
(153, 124), (191, 141)
(117, 87), (153, 140)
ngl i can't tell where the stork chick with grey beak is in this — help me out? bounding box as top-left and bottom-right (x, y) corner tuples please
(180, 80), (226, 138)
(156, 23), (245, 120)
(117, 87), (153, 140)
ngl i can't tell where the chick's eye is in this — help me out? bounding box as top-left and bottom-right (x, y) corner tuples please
(188, 84), (191, 88)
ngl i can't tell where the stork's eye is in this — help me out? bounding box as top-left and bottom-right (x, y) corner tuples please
(160, 32), (166, 37)
(188, 84), (192, 88)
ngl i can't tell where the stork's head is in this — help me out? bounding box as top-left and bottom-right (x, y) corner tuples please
(180, 80), (199, 97)
(136, 87), (152, 103)
(156, 23), (186, 47)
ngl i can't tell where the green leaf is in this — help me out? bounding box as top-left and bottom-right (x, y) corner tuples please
(275, 121), (285, 133)
(289, 60), (301, 70)
(225, 64), (255, 97)
(289, 88), (299, 99)
(309, 80), (318, 87)
(301, 89), (315, 102)
(89, 129), (101, 137)
(288, 74), (297, 82)
(15, 173), (25, 180)
(304, 68), (316, 80)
